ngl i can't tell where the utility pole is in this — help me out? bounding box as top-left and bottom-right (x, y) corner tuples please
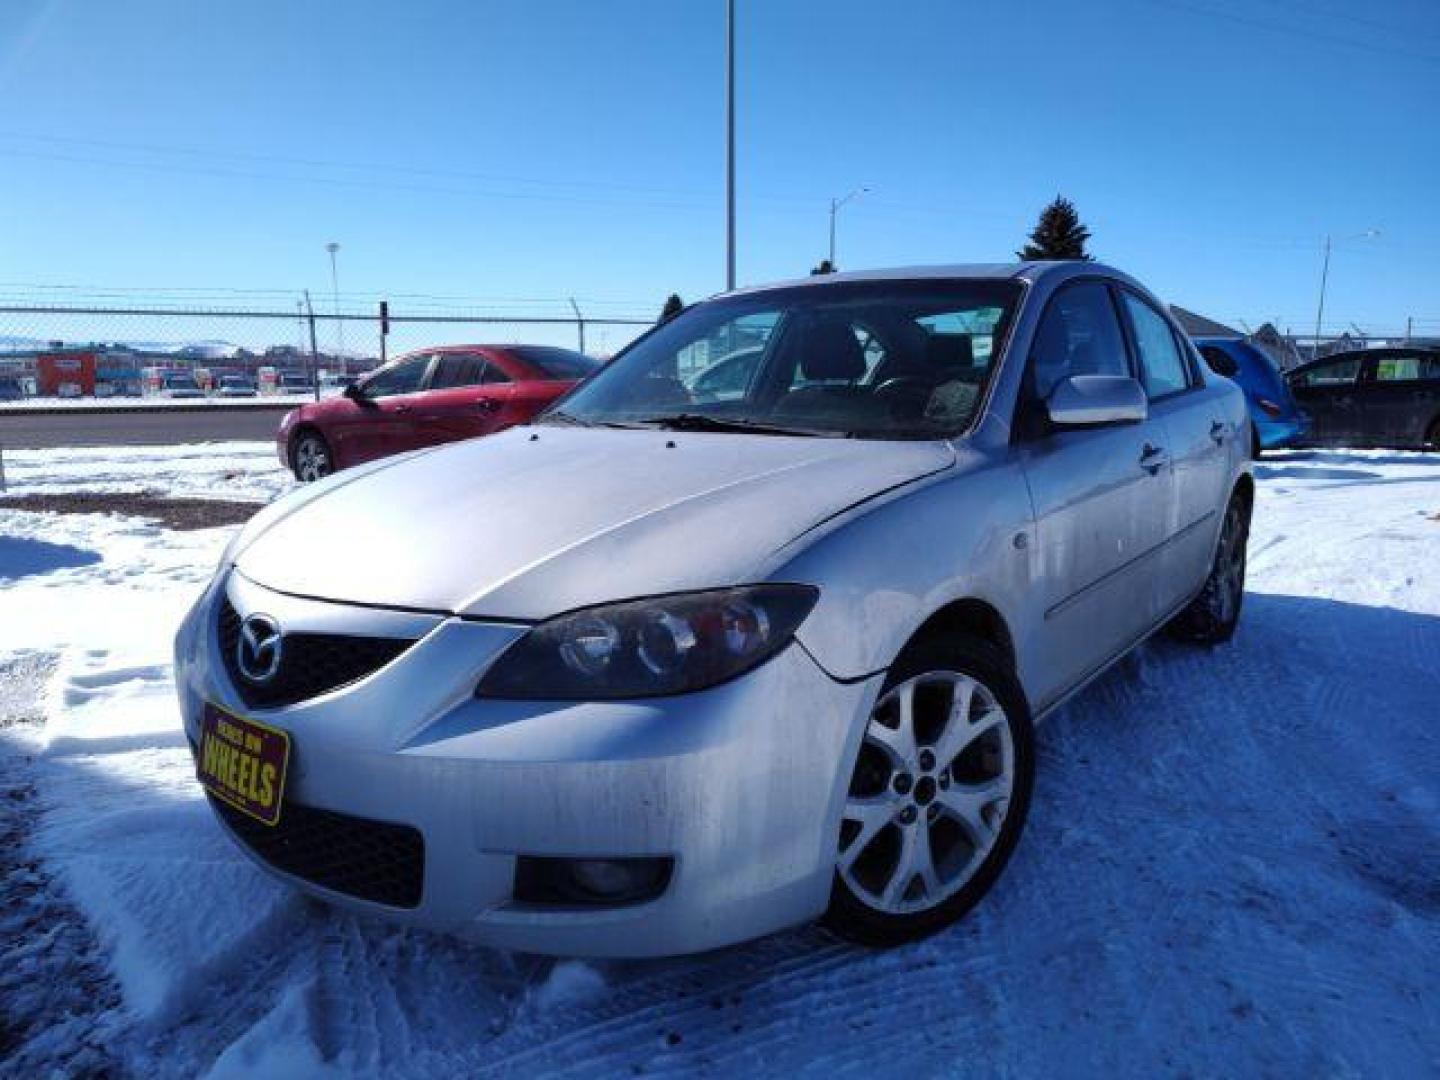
(828, 186), (869, 269)
(326, 242), (344, 375)
(303, 290), (320, 402)
(1406, 316), (1413, 344)
(1314, 229), (1380, 361)
(1313, 234), (1331, 362)
(725, 0), (736, 291)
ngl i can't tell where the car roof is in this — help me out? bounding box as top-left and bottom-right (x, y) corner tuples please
(720, 261), (1141, 299)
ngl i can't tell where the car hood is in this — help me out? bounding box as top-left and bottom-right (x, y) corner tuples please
(233, 426), (955, 620)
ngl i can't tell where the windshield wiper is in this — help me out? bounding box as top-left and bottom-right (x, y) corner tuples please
(533, 410), (644, 430)
(635, 413), (833, 437)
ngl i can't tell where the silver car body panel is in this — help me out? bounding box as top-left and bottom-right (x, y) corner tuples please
(178, 262), (1251, 956)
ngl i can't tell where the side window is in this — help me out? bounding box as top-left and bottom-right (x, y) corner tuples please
(1293, 357), (1361, 387)
(1028, 281), (1131, 401)
(1372, 354), (1440, 382)
(430, 352), (487, 389)
(363, 354), (430, 398)
(482, 361), (512, 384)
(1121, 293), (1190, 398)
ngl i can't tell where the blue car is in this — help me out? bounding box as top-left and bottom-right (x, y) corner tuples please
(1194, 338), (1309, 455)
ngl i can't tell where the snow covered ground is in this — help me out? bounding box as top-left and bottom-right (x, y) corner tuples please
(1, 444), (1437, 1076)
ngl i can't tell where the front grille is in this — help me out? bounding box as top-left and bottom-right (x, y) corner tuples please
(218, 598), (414, 709)
(210, 795), (425, 909)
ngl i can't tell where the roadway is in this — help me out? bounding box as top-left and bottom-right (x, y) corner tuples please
(0, 404), (292, 448)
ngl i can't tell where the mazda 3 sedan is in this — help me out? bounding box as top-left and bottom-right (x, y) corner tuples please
(176, 262), (1252, 956)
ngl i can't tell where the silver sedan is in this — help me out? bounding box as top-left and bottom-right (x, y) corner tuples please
(174, 262), (1251, 955)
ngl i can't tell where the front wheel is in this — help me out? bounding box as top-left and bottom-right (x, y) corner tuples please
(1167, 492), (1250, 644)
(290, 430), (334, 483)
(825, 636), (1035, 947)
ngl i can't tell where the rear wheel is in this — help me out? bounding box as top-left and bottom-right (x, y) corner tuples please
(825, 636), (1034, 947)
(1167, 491), (1250, 644)
(1424, 416), (1440, 452)
(290, 430), (333, 483)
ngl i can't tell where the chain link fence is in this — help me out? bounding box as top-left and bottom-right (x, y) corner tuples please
(0, 299), (654, 399)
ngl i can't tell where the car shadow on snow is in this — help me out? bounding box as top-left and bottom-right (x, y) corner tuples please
(0, 536), (102, 583)
(16, 593), (1440, 1076)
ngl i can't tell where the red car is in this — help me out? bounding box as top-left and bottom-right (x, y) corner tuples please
(277, 345), (598, 481)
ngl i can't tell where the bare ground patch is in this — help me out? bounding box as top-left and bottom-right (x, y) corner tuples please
(0, 492), (263, 531)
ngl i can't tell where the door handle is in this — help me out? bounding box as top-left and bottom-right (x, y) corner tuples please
(476, 398), (499, 412)
(1209, 420), (1226, 445)
(393, 405), (412, 414)
(1139, 443), (1169, 475)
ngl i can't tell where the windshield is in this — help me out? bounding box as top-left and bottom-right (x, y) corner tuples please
(509, 345), (601, 380)
(545, 279), (1021, 439)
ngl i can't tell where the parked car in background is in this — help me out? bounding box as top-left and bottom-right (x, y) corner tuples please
(278, 371), (314, 396)
(1285, 347), (1440, 450)
(0, 376), (27, 401)
(216, 375), (259, 398)
(161, 374), (205, 399)
(1194, 338), (1308, 456)
(185, 263), (1252, 955)
(277, 344), (600, 480)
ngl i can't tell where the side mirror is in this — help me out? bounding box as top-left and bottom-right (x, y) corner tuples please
(343, 382), (372, 405)
(1046, 374), (1148, 427)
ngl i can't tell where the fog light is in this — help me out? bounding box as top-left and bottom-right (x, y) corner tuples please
(514, 855), (673, 907)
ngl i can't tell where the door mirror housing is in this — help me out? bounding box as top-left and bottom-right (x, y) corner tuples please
(343, 381), (374, 406)
(1203, 349), (1239, 378)
(1046, 375), (1148, 427)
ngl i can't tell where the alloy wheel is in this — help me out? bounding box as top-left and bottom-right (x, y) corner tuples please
(839, 671), (1015, 915)
(293, 435), (331, 482)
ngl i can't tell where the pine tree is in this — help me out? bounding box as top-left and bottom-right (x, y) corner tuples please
(1017, 196), (1094, 261)
(659, 294), (685, 322)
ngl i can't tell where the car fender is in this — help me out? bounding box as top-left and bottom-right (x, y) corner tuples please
(768, 444), (1035, 692)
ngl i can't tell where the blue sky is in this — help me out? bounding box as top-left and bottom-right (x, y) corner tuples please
(1, 0), (1437, 337)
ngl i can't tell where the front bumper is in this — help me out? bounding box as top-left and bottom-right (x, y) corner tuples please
(175, 571), (880, 957)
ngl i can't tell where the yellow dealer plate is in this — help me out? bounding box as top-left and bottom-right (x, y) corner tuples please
(196, 703), (290, 827)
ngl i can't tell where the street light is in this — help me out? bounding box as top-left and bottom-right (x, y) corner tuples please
(1313, 229), (1379, 358)
(828, 186), (870, 269)
(326, 241), (345, 375)
(725, 0), (736, 291)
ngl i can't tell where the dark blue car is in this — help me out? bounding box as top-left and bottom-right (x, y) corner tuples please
(1195, 338), (1308, 455)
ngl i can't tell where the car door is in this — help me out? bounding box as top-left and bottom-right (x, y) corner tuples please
(1015, 280), (1175, 708)
(344, 352), (434, 464)
(1289, 355), (1365, 445)
(1361, 352), (1440, 448)
(412, 351), (514, 447)
(1116, 288), (1232, 607)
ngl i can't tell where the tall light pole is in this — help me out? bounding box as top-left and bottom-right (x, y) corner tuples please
(828, 186), (869, 269)
(725, 0), (736, 291)
(1314, 229), (1378, 359)
(326, 241), (345, 375)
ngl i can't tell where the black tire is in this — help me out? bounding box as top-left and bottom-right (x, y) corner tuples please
(1251, 426), (1263, 460)
(1166, 490), (1251, 645)
(290, 429), (334, 483)
(824, 634), (1035, 947)
(1424, 417), (1440, 452)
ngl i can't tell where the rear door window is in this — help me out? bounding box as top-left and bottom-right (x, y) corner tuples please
(1120, 293), (1191, 398)
(430, 352), (487, 389)
(1372, 354), (1440, 382)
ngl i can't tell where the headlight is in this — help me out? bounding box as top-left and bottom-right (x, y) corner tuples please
(476, 585), (819, 700)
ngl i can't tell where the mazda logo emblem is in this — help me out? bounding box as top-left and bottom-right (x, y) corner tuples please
(237, 613), (284, 684)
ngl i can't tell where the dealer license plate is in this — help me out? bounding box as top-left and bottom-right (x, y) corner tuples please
(196, 703), (290, 827)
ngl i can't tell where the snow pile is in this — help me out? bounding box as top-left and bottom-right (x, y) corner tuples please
(0, 446), (1436, 1075)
